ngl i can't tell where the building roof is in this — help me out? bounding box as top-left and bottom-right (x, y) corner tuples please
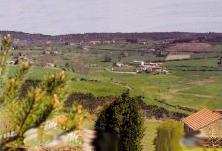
(182, 108), (222, 131)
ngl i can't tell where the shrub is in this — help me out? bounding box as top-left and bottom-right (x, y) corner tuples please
(65, 92), (116, 113)
(155, 120), (184, 151)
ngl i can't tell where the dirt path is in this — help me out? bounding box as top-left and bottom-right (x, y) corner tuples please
(105, 68), (137, 74)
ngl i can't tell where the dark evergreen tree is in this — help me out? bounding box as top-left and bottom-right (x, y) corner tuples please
(93, 90), (144, 151)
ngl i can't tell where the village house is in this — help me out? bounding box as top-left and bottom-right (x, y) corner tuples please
(130, 60), (145, 66)
(182, 108), (222, 147)
(82, 45), (90, 51)
(138, 41), (147, 45)
(42, 50), (59, 55)
(42, 50), (51, 55)
(139, 62), (168, 74)
(141, 48), (156, 53)
(128, 61), (169, 74)
(89, 40), (101, 45)
(45, 63), (56, 68)
(69, 42), (77, 46)
(113, 62), (124, 67)
(102, 40), (113, 44)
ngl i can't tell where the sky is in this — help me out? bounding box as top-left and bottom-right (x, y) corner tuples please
(0, 0), (222, 35)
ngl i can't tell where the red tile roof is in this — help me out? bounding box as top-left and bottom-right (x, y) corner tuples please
(182, 108), (222, 131)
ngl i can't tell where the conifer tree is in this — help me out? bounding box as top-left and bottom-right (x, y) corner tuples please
(93, 90), (144, 151)
(0, 34), (13, 95)
(0, 35), (68, 147)
(0, 34), (88, 150)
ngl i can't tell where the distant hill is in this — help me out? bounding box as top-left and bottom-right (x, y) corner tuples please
(1, 31), (222, 43)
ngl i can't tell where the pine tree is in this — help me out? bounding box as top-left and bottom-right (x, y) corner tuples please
(0, 34), (88, 149)
(0, 34), (67, 147)
(93, 91), (144, 151)
(0, 34), (13, 95)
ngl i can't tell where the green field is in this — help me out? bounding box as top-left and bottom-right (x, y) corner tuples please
(8, 57), (222, 113)
(81, 58), (222, 113)
(6, 49), (222, 150)
(142, 120), (161, 151)
(10, 58), (222, 150)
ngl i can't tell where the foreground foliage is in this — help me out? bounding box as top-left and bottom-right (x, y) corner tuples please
(155, 120), (184, 151)
(0, 35), (87, 149)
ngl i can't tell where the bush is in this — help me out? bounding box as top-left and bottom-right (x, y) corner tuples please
(65, 92), (116, 113)
(93, 91), (144, 151)
(155, 120), (184, 151)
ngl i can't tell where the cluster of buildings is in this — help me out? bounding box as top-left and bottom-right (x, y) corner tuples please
(139, 62), (168, 74)
(42, 50), (59, 55)
(9, 51), (57, 68)
(130, 61), (168, 74)
(113, 60), (169, 74)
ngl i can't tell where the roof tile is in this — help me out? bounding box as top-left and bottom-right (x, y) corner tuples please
(182, 108), (221, 131)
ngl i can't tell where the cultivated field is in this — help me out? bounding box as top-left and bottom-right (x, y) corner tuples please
(167, 43), (212, 52)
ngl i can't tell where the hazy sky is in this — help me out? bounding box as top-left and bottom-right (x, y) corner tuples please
(0, 0), (222, 35)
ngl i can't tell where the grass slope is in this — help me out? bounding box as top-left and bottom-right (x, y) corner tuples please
(86, 58), (222, 113)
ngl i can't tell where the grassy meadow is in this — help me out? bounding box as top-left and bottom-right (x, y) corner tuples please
(5, 42), (222, 150)
(6, 58), (222, 150)
(83, 58), (222, 113)
(7, 56), (222, 113)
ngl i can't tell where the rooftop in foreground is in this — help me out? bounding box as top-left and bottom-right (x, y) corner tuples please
(182, 108), (221, 131)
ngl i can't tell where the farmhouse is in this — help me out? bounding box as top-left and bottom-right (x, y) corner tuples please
(113, 62), (124, 67)
(130, 60), (145, 66)
(182, 108), (222, 147)
(133, 62), (168, 74)
(141, 48), (156, 53)
(45, 63), (56, 68)
(89, 40), (101, 45)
